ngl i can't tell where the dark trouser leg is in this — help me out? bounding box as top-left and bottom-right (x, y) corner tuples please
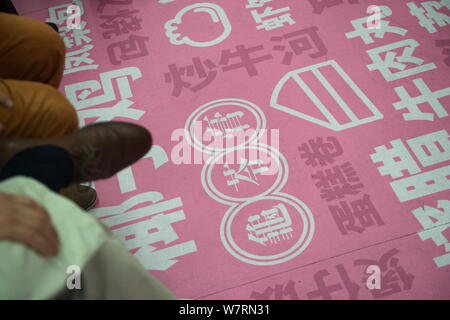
(0, 0), (18, 14)
(0, 145), (74, 192)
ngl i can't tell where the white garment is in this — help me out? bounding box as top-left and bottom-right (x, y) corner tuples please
(0, 176), (175, 300)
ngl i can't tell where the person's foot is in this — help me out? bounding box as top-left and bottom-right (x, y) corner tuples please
(60, 184), (98, 211)
(0, 121), (152, 185)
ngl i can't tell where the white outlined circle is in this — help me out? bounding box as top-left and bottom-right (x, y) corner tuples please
(185, 98), (266, 154)
(201, 144), (288, 205)
(220, 192), (315, 266)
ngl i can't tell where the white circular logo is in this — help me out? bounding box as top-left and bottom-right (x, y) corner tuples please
(220, 193), (315, 265)
(185, 98), (266, 154)
(201, 144), (288, 205)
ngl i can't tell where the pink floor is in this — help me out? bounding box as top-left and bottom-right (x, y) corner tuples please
(11, 0), (450, 299)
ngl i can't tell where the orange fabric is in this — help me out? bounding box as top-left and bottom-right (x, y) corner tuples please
(0, 12), (78, 138)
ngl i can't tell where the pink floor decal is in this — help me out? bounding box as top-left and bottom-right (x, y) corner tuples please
(11, 0), (450, 299)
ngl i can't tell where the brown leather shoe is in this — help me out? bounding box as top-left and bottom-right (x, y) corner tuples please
(0, 121), (152, 184)
(60, 184), (98, 211)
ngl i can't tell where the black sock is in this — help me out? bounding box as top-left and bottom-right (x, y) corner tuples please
(0, 145), (74, 192)
(46, 22), (59, 33)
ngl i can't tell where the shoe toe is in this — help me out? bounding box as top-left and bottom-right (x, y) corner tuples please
(111, 121), (153, 161)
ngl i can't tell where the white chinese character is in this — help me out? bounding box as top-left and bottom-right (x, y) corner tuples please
(223, 158), (269, 192)
(390, 165), (450, 202)
(393, 78), (450, 121)
(203, 111), (250, 137)
(76, 98), (145, 125)
(246, 0), (274, 9)
(406, 129), (450, 167)
(64, 44), (98, 75)
(407, 1), (450, 33)
(251, 7), (295, 31)
(60, 20), (92, 48)
(46, 0), (84, 25)
(371, 130), (450, 202)
(370, 139), (421, 179)
(247, 203), (293, 246)
(65, 67), (143, 110)
(91, 192), (197, 271)
(412, 200), (450, 245)
(442, 0), (450, 9)
(345, 5), (408, 44)
(117, 146), (169, 194)
(64, 67), (145, 125)
(412, 200), (450, 267)
(367, 39), (437, 81)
